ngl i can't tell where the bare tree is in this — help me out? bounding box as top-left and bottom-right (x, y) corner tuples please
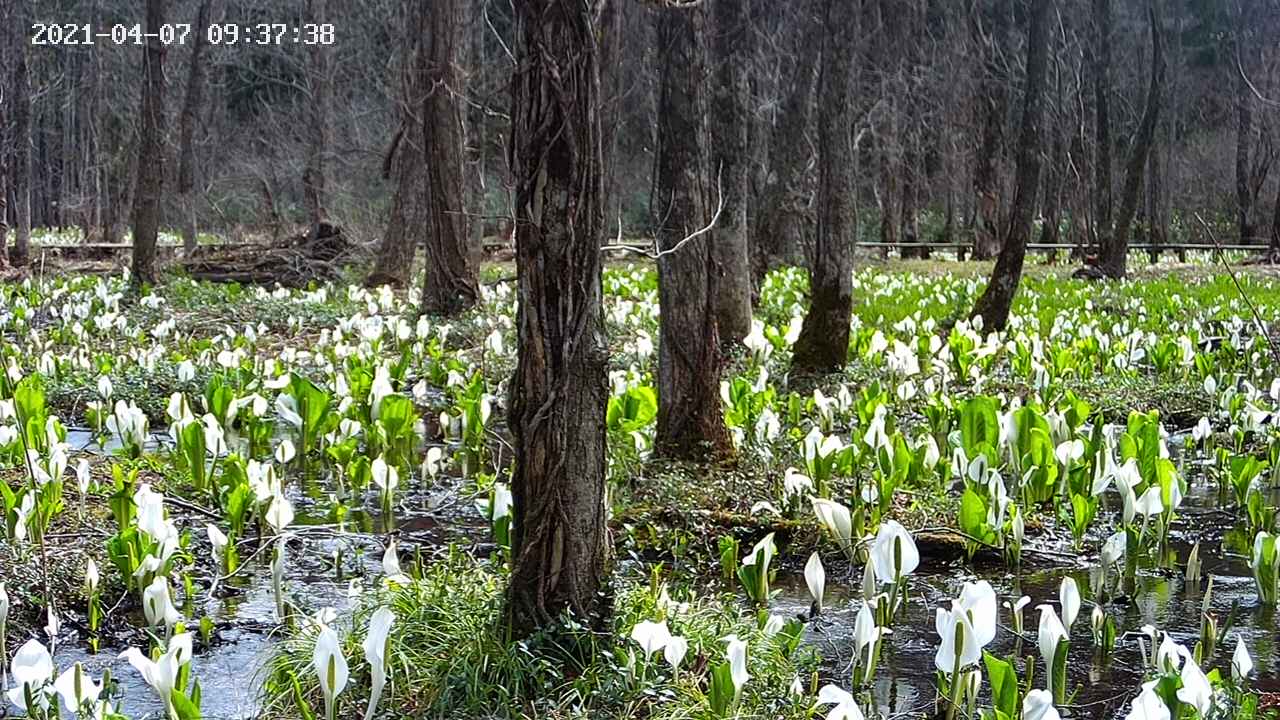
(654, 2), (733, 460)
(1091, 0), (1113, 256)
(506, 0), (610, 638)
(1094, 0), (1163, 279)
(178, 0), (216, 255)
(972, 0), (1010, 260)
(11, 0), (33, 267)
(1230, 3), (1274, 251)
(709, 0), (754, 343)
(970, 0), (1050, 330)
(791, 0), (856, 374)
(303, 0), (333, 242)
(130, 0), (168, 288)
(368, 0), (427, 288)
(419, 0), (479, 315)
(752, 7), (820, 283)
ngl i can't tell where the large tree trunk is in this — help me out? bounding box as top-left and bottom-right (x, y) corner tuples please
(368, 1), (427, 288)
(1038, 53), (1065, 253)
(791, 0), (856, 375)
(1091, 0), (1113, 256)
(969, 0), (1050, 330)
(11, 0), (33, 267)
(506, 0), (610, 639)
(972, 0), (1009, 261)
(130, 0), (168, 288)
(1234, 13), (1256, 247)
(1096, 1), (1163, 279)
(178, 0), (215, 255)
(654, 4), (733, 461)
(463, 0), (487, 258)
(1146, 120), (1167, 262)
(302, 0), (332, 242)
(369, 130), (425, 288)
(709, 0), (754, 344)
(751, 14), (820, 284)
(897, 0), (925, 260)
(419, 0), (479, 315)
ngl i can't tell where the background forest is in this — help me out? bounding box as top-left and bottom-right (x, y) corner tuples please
(2, 0), (1279, 273)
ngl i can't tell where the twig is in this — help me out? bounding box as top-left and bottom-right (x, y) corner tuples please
(1192, 212), (1280, 366)
(1237, 50), (1280, 108)
(605, 168), (725, 259)
(166, 494), (222, 520)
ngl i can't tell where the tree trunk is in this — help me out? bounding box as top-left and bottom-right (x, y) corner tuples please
(751, 16), (820, 284)
(1091, 0), (1113, 256)
(1269, 170), (1280, 260)
(1146, 122), (1165, 263)
(0, 111), (7, 268)
(506, 0), (610, 639)
(178, 0), (215, 255)
(464, 0), (487, 258)
(11, 0), (33, 267)
(368, 1), (427, 288)
(654, 4), (733, 461)
(0, 2), (8, 269)
(1096, 1), (1162, 279)
(369, 130), (425, 288)
(970, 0), (1050, 331)
(303, 0), (332, 242)
(791, 0), (856, 375)
(419, 0), (479, 315)
(1038, 54), (1065, 254)
(130, 0), (168, 288)
(1234, 17), (1255, 247)
(1269, 178), (1280, 262)
(709, 0), (754, 344)
(972, 0), (1009, 261)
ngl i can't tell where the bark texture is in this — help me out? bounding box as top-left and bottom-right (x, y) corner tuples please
(752, 14), (820, 281)
(420, 0), (479, 315)
(791, 0), (856, 375)
(11, 0), (33, 267)
(1092, 0), (1113, 253)
(130, 0), (167, 288)
(1096, 1), (1163, 279)
(654, 4), (733, 461)
(303, 0), (332, 242)
(970, 0), (1050, 330)
(368, 1), (427, 288)
(972, 0), (1009, 260)
(178, 0), (214, 254)
(709, 0), (754, 344)
(506, 0), (610, 639)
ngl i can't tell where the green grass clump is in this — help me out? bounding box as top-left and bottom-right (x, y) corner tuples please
(261, 550), (818, 720)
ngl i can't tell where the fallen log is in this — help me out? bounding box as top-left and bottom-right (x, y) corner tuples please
(181, 223), (351, 287)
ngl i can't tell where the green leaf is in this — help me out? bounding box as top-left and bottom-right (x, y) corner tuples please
(983, 651), (1019, 720)
(959, 487), (996, 546)
(171, 686), (202, 720)
(709, 661), (734, 717)
(960, 397), (1000, 463)
(1051, 639), (1069, 705)
(290, 673), (316, 720)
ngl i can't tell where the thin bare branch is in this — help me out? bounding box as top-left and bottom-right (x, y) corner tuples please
(603, 168), (724, 259)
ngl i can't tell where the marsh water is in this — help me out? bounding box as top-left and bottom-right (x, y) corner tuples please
(773, 444), (1280, 720)
(51, 430), (1279, 719)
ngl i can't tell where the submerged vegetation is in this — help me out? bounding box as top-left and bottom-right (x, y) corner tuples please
(1, 260), (1279, 719)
